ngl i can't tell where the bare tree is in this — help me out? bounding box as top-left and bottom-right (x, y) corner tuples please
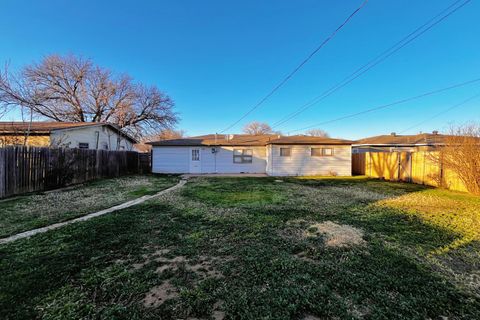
(143, 129), (185, 142)
(242, 121), (276, 135)
(0, 54), (178, 139)
(305, 128), (330, 137)
(433, 123), (480, 195)
(0, 103), (7, 119)
(134, 129), (185, 153)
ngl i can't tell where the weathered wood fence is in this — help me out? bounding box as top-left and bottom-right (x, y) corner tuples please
(0, 146), (151, 198)
(352, 151), (467, 192)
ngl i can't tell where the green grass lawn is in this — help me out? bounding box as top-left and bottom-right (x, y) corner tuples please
(1, 176), (480, 319)
(0, 174), (179, 237)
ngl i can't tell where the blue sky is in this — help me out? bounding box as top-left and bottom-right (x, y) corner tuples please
(1, 0), (479, 139)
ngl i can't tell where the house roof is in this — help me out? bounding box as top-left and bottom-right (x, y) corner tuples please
(0, 122), (137, 143)
(268, 135), (353, 145)
(148, 134), (353, 146)
(353, 133), (448, 146)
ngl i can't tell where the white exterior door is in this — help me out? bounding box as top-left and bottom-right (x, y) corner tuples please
(189, 148), (201, 173)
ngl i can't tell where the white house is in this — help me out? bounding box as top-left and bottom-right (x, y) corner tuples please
(0, 122), (137, 151)
(149, 134), (353, 176)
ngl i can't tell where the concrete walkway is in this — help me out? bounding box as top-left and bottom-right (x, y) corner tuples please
(0, 178), (187, 245)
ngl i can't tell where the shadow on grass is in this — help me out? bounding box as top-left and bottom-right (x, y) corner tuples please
(0, 201), (184, 319)
(1, 177), (479, 319)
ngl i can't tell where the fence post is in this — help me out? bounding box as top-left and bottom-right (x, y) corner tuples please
(0, 148), (5, 198)
(439, 153), (444, 187)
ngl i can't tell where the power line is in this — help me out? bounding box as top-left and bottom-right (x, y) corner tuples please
(287, 77), (480, 133)
(272, 0), (471, 129)
(219, 0), (368, 134)
(399, 92), (480, 134)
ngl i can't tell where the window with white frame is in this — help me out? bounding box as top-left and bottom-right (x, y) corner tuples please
(311, 147), (334, 156)
(233, 149), (252, 163)
(280, 147), (291, 157)
(322, 148), (334, 156)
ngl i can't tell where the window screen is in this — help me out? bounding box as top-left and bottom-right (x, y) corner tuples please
(191, 149), (200, 161)
(322, 148), (334, 156)
(311, 148), (322, 156)
(78, 142), (89, 149)
(233, 149), (253, 163)
(311, 147), (334, 156)
(280, 148), (291, 157)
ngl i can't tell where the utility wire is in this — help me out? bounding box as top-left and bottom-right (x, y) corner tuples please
(272, 0), (471, 129)
(398, 92), (480, 134)
(287, 77), (480, 133)
(219, 0), (368, 134)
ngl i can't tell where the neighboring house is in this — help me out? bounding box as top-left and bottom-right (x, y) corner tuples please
(148, 134), (353, 176)
(353, 131), (448, 153)
(0, 122), (137, 150)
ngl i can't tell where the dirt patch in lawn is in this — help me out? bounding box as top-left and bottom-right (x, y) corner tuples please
(156, 254), (224, 279)
(135, 248), (225, 280)
(306, 221), (365, 248)
(213, 310), (226, 320)
(141, 251), (226, 309)
(279, 219), (310, 241)
(143, 281), (179, 308)
(185, 257), (224, 279)
(281, 220), (365, 249)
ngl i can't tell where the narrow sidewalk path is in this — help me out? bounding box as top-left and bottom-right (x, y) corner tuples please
(0, 178), (187, 245)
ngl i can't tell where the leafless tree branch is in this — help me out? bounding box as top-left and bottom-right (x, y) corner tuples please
(0, 54), (178, 138)
(242, 121), (279, 135)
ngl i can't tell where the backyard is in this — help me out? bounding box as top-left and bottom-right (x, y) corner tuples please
(0, 174), (179, 237)
(1, 176), (480, 319)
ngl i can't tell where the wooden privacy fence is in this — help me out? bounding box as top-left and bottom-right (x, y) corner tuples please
(352, 151), (467, 192)
(0, 146), (151, 198)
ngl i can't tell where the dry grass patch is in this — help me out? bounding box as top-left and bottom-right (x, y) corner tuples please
(281, 219), (366, 249)
(306, 221), (366, 248)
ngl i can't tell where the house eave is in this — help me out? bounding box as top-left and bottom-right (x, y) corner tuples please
(352, 143), (443, 147)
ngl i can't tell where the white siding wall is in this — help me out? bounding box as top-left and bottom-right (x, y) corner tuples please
(267, 145), (352, 176)
(152, 147), (190, 173)
(50, 126), (134, 151)
(151, 146), (267, 174)
(200, 146), (266, 173)
(151, 145), (351, 175)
